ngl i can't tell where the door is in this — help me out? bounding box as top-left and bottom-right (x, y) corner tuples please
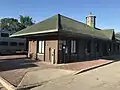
(51, 49), (55, 64)
(49, 48), (55, 64)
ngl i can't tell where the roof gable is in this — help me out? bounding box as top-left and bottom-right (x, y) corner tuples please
(101, 29), (114, 40)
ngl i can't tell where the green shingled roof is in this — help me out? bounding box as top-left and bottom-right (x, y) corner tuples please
(10, 15), (59, 37)
(10, 14), (115, 40)
(59, 15), (112, 40)
(100, 29), (114, 40)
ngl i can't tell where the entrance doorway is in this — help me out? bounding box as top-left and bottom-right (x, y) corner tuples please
(49, 48), (55, 64)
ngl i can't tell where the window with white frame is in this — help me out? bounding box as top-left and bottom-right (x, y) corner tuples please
(38, 41), (44, 54)
(63, 40), (68, 54)
(71, 40), (76, 53)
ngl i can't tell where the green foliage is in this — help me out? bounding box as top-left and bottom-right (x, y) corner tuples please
(0, 15), (34, 31)
(1, 18), (18, 31)
(19, 15), (34, 27)
(115, 33), (120, 40)
(116, 33), (120, 37)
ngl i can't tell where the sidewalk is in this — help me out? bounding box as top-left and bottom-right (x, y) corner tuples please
(17, 69), (74, 89)
(0, 55), (118, 90)
(16, 59), (114, 90)
(55, 59), (114, 71)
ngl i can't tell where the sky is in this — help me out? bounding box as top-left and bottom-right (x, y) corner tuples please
(0, 0), (120, 32)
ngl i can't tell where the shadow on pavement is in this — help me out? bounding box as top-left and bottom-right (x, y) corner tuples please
(0, 58), (38, 71)
(102, 55), (120, 61)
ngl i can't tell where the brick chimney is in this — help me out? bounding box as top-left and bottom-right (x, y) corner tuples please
(86, 12), (96, 28)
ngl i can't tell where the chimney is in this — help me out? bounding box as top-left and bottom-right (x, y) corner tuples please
(86, 12), (96, 28)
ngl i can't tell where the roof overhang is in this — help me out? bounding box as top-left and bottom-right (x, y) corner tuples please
(10, 29), (58, 38)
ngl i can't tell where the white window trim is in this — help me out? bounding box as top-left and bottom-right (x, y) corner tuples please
(71, 40), (76, 54)
(38, 41), (44, 54)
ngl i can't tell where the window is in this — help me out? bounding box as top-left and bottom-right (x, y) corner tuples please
(0, 41), (8, 46)
(63, 40), (66, 46)
(38, 41), (44, 54)
(10, 42), (17, 46)
(1, 33), (9, 37)
(62, 40), (68, 54)
(71, 40), (76, 53)
(59, 40), (68, 53)
(109, 44), (112, 51)
(19, 43), (24, 46)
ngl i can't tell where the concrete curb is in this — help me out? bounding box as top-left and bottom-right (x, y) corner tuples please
(73, 61), (114, 75)
(0, 76), (16, 90)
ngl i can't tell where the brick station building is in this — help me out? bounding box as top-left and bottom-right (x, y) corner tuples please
(11, 13), (120, 64)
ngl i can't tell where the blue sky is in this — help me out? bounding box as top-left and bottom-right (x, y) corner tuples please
(0, 0), (120, 32)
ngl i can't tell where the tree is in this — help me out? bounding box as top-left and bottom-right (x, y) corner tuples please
(19, 15), (34, 27)
(0, 15), (34, 32)
(0, 18), (19, 31)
